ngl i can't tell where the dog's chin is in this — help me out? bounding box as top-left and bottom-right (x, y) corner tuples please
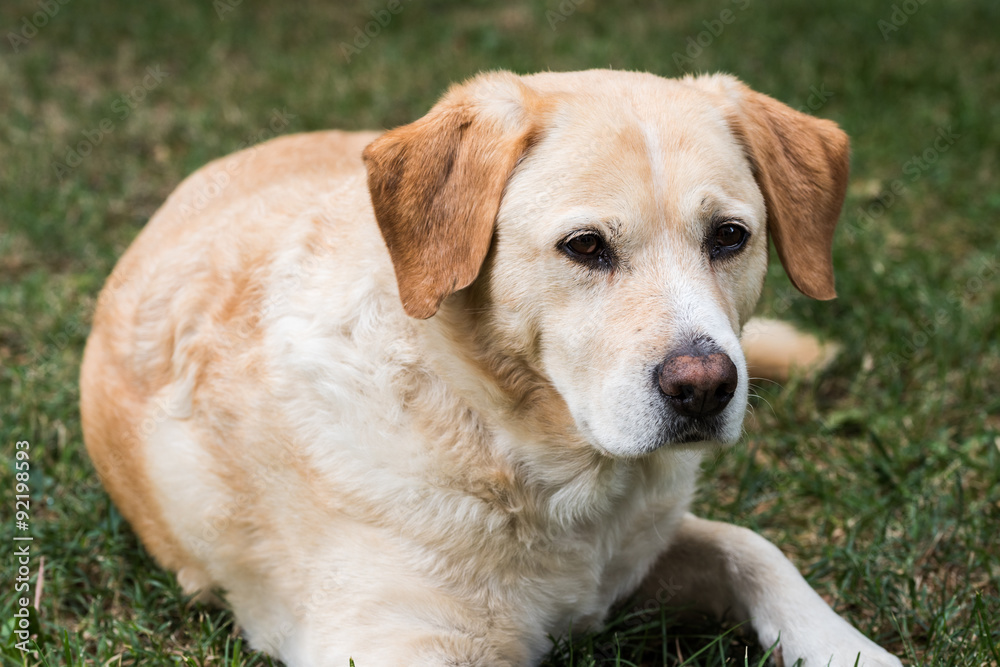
(654, 421), (731, 452)
(594, 416), (741, 459)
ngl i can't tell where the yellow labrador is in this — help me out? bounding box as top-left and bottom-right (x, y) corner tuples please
(81, 70), (901, 666)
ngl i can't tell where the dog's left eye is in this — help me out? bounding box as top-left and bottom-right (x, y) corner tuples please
(561, 232), (614, 269)
(710, 223), (749, 259)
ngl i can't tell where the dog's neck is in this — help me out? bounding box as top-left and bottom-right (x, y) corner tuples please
(407, 292), (694, 533)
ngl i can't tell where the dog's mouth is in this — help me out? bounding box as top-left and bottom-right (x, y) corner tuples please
(655, 416), (732, 449)
(673, 431), (717, 445)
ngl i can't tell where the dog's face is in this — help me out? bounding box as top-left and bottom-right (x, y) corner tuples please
(489, 87), (768, 455)
(363, 70), (849, 457)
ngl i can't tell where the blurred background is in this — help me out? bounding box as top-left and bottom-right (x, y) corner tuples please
(1, 0), (998, 664)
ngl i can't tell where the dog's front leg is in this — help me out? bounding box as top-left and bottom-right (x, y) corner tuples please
(635, 513), (902, 667)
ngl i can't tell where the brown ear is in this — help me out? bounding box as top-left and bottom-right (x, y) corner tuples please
(710, 77), (850, 300)
(363, 73), (545, 319)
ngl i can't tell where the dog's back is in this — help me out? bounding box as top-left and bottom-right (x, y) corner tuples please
(80, 130), (383, 579)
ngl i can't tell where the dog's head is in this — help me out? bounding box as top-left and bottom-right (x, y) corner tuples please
(363, 70), (848, 457)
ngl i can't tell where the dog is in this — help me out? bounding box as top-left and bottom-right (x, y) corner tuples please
(80, 69), (902, 666)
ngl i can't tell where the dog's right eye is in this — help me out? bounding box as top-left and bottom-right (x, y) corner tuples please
(567, 233), (602, 256)
(708, 221), (750, 260)
(560, 232), (614, 269)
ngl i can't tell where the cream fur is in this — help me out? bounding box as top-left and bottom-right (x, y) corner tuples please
(81, 70), (899, 666)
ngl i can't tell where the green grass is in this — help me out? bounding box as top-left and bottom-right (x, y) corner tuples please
(1, 0), (998, 664)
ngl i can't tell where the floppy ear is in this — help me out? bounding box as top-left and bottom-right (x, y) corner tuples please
(703, 76), (850, 300)
(363, 73), (545, 319)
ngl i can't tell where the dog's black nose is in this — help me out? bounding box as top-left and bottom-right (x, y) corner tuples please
(658, 347), (738, 418)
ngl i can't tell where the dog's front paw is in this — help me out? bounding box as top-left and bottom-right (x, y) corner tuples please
(762, 616), (902, 667)
(775, 641), (902, 667)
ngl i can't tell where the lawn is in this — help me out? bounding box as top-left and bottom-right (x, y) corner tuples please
(1, 0), (998, 665)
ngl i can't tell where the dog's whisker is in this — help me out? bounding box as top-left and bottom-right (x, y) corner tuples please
(748, 376), (784, 388)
